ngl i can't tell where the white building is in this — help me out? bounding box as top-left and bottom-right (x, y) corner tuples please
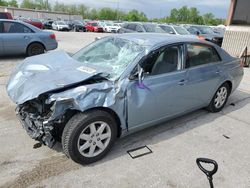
(0, 6), (82, 20)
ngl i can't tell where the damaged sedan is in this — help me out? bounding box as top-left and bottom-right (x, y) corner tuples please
(7, 33), (244, 164)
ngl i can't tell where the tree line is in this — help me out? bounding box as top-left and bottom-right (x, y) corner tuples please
(0, 0), (225, 25)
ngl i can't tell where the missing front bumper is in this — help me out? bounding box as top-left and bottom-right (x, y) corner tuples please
(17, 111), (56, 148)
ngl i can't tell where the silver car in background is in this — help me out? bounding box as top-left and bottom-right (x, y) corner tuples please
(7, 34), (244, 165)
(0, 19), (58, 56)
(52, 21), (70, 31)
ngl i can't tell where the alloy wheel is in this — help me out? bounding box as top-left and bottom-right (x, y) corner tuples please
(77, 121), (111, 158)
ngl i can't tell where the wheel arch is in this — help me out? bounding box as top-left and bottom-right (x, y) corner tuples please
(60, 107), (122, 138)
(224, 80), (233, 94)
(26, 41), (46, 54)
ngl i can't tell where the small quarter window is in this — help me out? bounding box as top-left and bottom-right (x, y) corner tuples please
(186, 44), (221, 68)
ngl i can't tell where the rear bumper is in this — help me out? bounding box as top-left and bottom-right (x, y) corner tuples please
(45, 41), (58, 51)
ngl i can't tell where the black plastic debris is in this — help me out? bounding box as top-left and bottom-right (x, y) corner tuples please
(223, 135), (230, 139)
(33, 142), (42, 149)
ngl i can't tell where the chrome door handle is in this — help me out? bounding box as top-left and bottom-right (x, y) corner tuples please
(215, 70), (222, 74)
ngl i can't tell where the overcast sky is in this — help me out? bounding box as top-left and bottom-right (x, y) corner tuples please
(21, 0), (231, 18)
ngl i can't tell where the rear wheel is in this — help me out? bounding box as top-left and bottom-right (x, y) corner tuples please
(207, 83), (230, 113)
(27, 43), (45, 56)
(62, 110), (117, 164)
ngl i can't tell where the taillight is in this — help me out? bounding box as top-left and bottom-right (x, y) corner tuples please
(197, 35), (205, 40)
(49, 34), (56, 40)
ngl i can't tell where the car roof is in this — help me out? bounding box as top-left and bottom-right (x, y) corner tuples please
(113, 33), (209, 48)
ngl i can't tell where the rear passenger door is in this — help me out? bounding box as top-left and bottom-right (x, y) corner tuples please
(184, 43), (223, 108)
(2, 21), (34, 55)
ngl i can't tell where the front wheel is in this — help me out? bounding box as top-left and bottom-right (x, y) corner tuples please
(62, 110), (117, 164)
(207, 83), (230, 113)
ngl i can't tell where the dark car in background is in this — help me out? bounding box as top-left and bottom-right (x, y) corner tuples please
(72, 20), (87, 32)
(0, 19), (57, 56)
(0, 12), (13, 19)
(118, 22), (165, 33)
(86, 21), (103, 32)
(43, 20), (53, 30)
(183, 25), (223, 46)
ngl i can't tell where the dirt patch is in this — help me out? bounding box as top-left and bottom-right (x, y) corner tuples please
(1, 155), (81, 188)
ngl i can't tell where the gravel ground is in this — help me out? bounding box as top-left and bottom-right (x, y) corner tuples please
(0, 31), (250, 188)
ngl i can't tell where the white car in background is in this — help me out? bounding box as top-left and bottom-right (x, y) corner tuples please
(102, 22), (120, 33)
(52, 21), (70, 31)
(159, 24), (191, 35)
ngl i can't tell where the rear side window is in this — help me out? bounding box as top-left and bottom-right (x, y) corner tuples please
(2, 22), (33, 33)
(186, 44), (221, 68)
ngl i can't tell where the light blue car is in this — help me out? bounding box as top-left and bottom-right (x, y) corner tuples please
(0, 19), (58, 56)
(7, 33), (244, 164)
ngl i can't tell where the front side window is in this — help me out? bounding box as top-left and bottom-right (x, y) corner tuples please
(142, 45), (182, 76)
(186, 44), (221, 68)
(3, 22), (33, 33)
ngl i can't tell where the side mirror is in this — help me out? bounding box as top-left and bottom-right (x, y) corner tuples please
(138, 65), (144, 85)
(129, 64), (144, 81)
(196, 31), (200, 36)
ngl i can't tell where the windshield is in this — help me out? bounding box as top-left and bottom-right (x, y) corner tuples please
(106, 23), (113, 26)
(160, 25), (175, 33)
(143, 24), (165, 33)
(173, 26), (190, 35)
(74, 21), (82, 24)
(72, 37), (144, 80)
(194, 26), (214, 34)
(91, 23), (98, 26)
(58, 21), (66, 25)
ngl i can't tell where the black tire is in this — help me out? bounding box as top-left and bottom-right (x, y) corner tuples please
(62, 110), (117, 165)
(207, 83), (230, 113)
(27, 43), (45, 57)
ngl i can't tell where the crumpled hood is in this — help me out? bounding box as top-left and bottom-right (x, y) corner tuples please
(6, 50), (104, 104)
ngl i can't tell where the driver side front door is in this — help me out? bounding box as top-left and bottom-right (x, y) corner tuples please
(126, 44), (191, 131)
